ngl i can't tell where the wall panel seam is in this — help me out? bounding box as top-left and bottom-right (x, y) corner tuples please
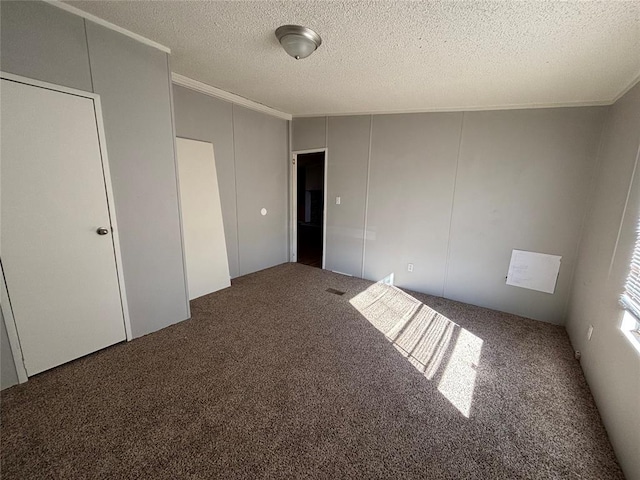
(82, 19), (95, 93)
(44, 0), (171, 54)
(442, 112), (465, 298)
(361, 115), (373, 279)
(608, 136), (640, 279)
(1, 260), (28, 382)
(325, 116), (329, 148)
(231, 104), (241, 276)
(562, 109), (611, 323)
(166, 53), (191, 318)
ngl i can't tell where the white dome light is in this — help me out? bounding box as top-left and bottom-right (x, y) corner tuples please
(275, 25), (322, 60)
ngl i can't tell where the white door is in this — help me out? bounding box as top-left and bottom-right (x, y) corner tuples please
(1, 78), (126, 376)
(176, 138), (230, 299)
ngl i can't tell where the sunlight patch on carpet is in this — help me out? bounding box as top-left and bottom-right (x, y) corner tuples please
(349, 281), (483, 418)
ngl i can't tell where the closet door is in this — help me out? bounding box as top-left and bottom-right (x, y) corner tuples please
(1, 78), (126, 376)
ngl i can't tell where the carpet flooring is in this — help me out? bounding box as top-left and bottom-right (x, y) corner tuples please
(1, 263), (624, 479)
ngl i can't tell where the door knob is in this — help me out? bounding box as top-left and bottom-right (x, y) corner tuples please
(96, 227), (110, 235)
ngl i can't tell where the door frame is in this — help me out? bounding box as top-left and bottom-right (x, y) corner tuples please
(290, 148), (328, 269)
(0, 72), (133, 382)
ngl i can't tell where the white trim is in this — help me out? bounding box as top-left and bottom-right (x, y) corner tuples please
(611, 73), (640, 104)
(290, 154), (297, 263)
(172, 73), (292, 121)
(324, 118), (328, 270)
(292, 100), (615, 118)
(620, 311), (640, 355)
(288, 120), (294, 263)
(43, 0), (171, 54)
(174, 74), (639, 119)
(322, 150), (329, 270)
(291, 149), (328, 269)
(291, 148), (327, 155)
(0, 261), (29, 384)
(38, 2), (640, 116)
(331, 270), (353, 277)
(0, 72), (134, 346)
(1, 71), (94, 99)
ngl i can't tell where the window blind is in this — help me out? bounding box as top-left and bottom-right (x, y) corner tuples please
(621, 219), (640, 320)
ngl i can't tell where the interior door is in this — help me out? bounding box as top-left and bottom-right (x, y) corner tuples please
(1, 78), (126, 376)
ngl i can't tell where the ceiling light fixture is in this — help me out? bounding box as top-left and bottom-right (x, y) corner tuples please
(275, 25), (322, 60)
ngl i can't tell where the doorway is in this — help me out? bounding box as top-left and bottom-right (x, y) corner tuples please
(292, 151), (326, 268)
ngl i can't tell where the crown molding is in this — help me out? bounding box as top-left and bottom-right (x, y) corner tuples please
(294, 73), (640, 117)
(171, 73), (292, 121)
(45, 1), (640, 116)
(611, 73), (640, 104)
(292, 99), (617, 118)
(44, 1), (171, 54)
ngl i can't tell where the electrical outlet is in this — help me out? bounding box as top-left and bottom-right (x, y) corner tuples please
(407, 263), (414, 272)
(587, 325), (594, 341)
(336, 196), (341, 205)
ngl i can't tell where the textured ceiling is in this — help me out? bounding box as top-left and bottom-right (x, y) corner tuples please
(67, 1), (640, 116)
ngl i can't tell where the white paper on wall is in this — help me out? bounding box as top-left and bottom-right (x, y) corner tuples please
(506, 250), (561, 294)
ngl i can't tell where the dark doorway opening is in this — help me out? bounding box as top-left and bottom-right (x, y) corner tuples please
(296, 152), (325, 268)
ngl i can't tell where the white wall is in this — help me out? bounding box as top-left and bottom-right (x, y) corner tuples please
(566, 82), (640, 480)
(294, 107), (606, 324)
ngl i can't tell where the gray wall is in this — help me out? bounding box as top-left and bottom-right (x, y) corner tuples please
(173, 86), (289, 278)
(1, 0), (189, 372)
(446, 108), (605, 322)
(325, 116), (371, 276)
(234, 107), (289, 274)
(1, 308), (18, 390)
(292, 116), (326, 152)
(172, 87), (240, 277)
(293, 107), (607, 324)
(0, 1), (92, 92)
(367, 113), (461, 293)
(85, 23), (189, 337)
(566, 83), (640, 480)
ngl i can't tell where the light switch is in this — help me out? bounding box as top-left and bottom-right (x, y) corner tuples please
(336, 196), (341, 205)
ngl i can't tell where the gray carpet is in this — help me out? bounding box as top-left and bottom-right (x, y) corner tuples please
(1, 263), (624, 479)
